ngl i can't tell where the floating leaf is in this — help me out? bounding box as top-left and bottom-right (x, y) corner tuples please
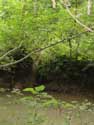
(23, 88), (37, 94)
(35, 85), (45, 92)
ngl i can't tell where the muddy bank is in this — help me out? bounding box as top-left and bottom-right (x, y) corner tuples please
(0, 58), (94, 93)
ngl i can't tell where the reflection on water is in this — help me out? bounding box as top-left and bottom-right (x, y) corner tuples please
(0, 92), (94, 125)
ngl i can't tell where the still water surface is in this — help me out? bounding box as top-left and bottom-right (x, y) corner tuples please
(0, 92), (94, 125)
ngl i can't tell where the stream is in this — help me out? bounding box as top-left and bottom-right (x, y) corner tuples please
(0, 92), (94, 125)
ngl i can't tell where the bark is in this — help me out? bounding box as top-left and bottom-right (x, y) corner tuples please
(87, 0), (92, 15)
(63, 0), (71, 7)
(68, 40), (72, 59)
(51, 0), (56, 9)
(31, 53), (42, 86)
(34, 0), (37, 15)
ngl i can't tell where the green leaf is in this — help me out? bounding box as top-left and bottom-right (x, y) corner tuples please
(35, 85), (45, 92)
(23, 88), (37, 94)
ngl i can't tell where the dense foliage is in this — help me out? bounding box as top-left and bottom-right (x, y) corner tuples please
(0, 0), (94, 87)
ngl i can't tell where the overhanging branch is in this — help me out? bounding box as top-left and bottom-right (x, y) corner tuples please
(0, 31), (88, 68)
(0, 41), (23, 60)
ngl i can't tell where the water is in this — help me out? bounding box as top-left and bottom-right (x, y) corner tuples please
(0, 92), (94, 125)
(0, 94), (28, 125)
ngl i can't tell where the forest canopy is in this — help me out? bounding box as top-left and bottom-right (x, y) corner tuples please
(0, 0), (94, 69)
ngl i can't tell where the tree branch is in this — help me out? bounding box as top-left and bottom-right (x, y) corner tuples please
(0, 31), (88, 68)
(0, 41), (23, 60)
(61, 1), (94, 32)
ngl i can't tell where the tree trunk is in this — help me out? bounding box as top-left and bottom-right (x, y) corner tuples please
(31, 63), (37, 86)
(51, 0), (56, 9)
(87, 0), (92, 15)
(63, 0), (71, 7)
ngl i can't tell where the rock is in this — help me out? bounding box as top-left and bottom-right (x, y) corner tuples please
(0, 88), (6, 92)
(14, 82), (23, 90)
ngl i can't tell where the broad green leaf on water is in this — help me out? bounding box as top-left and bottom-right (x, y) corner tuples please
(63, 103), (75, 109)
(43, 99), (58, 108)
(23, 88), (37, 94)
(35, 85), (45, 92)
(21, 96), (33, 101)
